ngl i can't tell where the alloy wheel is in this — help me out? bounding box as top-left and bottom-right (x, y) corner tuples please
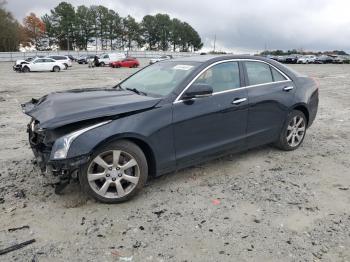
(286, 115), (306, 147)
(87, 150), (140, 199)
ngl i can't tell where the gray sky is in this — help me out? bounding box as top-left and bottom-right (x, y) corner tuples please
(5, 0), (350, 53)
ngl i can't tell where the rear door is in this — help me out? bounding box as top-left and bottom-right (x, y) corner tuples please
(172, 61), (248, 167)
(44, 58), (56, 70)
(243, 60), (296, 147)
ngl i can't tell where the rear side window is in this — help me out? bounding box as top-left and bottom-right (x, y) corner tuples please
(245, 61), (273, 86)
(271, 67), (287, 82)
(193, 62), (240, 93)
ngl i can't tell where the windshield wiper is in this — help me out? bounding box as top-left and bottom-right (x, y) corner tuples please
(126, 87), (147, 96)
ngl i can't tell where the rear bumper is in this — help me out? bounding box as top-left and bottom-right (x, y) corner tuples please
(308, 89), (319, 127)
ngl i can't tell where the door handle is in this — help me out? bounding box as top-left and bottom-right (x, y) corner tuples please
(283, 86), (294, 91)
(232, 98), (247, 105)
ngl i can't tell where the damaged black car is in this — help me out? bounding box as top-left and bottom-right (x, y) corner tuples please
(22, 55), (319, 203)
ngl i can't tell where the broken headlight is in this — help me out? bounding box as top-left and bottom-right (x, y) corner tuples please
(51, 121), (111, 160)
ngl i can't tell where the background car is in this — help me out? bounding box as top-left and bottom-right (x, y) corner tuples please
(109, 58), (140, 68)
(297, 55), (317, 64)
(97, 53), (126, 67)
(13, 56), (45, 71)
(332, 55), (344, 64)
(285, 54), (301, 64)
(21, 58), (66, 73)
(314, 55), (334, 64)
(276, 56), (287, 63)
(149, 55), (173, 64)
(47, 55), (72, 69)
(65, 55), (77, 62)
(77, 55), (96, 64)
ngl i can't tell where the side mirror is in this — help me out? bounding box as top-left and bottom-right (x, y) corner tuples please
(182, 83), (213, 100)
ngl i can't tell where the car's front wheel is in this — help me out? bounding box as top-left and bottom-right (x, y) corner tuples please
(275, 110), (307, 151)
(79, 140), (148, 203)
(22, 66), (30, 73)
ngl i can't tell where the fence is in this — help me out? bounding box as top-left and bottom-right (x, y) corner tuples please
(0, 50), (198, 62)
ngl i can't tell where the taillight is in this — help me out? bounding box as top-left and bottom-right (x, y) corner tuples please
(310, 76), (320, 90)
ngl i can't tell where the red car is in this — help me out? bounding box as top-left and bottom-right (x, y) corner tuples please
(109, 58), (140, 68)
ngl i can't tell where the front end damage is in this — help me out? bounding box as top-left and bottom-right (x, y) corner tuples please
(21, 88), (161, 194)
(27, 118), (89, 193)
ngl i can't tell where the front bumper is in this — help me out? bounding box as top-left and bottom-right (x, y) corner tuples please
(13, 65), (22, 72)
(27, 123), (89, 178)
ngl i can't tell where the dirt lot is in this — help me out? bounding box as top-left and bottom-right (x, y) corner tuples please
(0, 60), (349, 262)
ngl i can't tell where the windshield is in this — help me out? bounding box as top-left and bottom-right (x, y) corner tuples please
(120, 61), (199, 97)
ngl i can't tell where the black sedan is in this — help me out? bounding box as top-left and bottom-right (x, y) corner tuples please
(77, 55), (95, 64)
(22, 55), (319, 203)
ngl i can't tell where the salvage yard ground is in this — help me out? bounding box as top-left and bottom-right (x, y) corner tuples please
(0, 60), (350, 261)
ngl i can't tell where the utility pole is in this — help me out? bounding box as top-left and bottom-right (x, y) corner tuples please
(67, 31), (69, 52)
(213, 34), (216, 52)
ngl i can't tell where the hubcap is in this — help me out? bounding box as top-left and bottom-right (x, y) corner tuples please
(87, 150), (140, 199)
(286, 115), (306, 147)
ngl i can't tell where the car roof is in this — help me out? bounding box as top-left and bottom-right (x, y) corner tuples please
(171, 55), (277, 63)
(169, 55), (302, 80)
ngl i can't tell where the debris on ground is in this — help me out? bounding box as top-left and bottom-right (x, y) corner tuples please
(8, 225), (30, 232)
(0, 239), (36, 255)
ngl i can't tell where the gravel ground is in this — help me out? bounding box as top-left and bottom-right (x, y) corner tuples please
(0, 60), (349, 262)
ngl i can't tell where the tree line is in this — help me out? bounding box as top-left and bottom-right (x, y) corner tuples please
(260, 49), (349, 56)
(0, 1), (203, 52)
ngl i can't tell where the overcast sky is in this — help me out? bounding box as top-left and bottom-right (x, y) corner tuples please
(5, 0), (350, 53)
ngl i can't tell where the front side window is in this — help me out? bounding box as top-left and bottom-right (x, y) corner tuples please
(193, 62), (240, 93)
(245, 61), (273, 86)
(120, 61), (199, 97)
(34, 59), (45, 63)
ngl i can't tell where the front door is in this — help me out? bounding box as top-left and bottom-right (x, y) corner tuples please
(172, 61), (248, 168)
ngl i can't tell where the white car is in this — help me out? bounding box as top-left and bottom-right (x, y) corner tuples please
(297, 55), (317, 64)
(149, 55), (173, 64)
(98, 53), (126, 66)
(21, 58), (66, 73)
(13, 56), (45, 71)
(47, 55), (72, 69)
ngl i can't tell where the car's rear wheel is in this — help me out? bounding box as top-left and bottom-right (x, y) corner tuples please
(275, 110), (307, 151)
(22, 66), (30, 73)
(53, 66), (60, 72)
(100, 62), (105, 67)
(63, 63), (68, 69)
(79, 140), (148, 203)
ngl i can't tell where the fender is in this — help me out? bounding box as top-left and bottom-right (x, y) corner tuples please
(66, 104), (175, 175)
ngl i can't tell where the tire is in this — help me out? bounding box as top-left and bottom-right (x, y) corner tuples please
(79, 140), (148, 203)
(22, 66), (30, 73)
(100, 62), (105, 67)
(63, 63), (68, 69)
(275, 110), (307, 151)
(53, 66), (60, 72)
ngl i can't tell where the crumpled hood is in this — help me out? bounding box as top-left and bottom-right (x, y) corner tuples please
(22, 88), (161, 129)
